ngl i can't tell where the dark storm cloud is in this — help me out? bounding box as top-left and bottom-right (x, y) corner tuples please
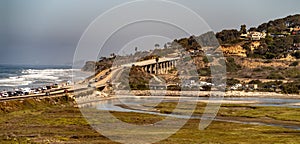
(0, 0), (299, 65)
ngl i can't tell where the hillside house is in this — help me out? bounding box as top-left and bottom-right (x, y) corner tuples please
(249, 31), (266, 40)
(292, 31), (300, 35)
(289, 25), (300, 32)
(289, 25), (300, 35)
(270, 34), (287, 38)
(240, 33), (248, 39)
(240, 31), (266, 41)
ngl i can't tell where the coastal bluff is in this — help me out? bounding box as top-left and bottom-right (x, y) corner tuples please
(81, 61), (96, 72)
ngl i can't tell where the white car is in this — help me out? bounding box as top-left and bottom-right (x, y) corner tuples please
(2, 93), (8, 97)
(67, 80), (72, 85)
(22, 88), (31, 95)
(33, 91), (40, 94)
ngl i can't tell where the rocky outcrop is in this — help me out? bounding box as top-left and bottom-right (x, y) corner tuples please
(81, 61), (96, 72)
(250, 41), (261, 51)
(221, 45), (247, 57)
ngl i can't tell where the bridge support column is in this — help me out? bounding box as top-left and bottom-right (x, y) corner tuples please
(149, 65), (153, 74)
(171, 60), (176, 68)
(163, 62), (167, 74)
(138, 59), (178, 74)
(161, 62), (164, 74)
(160, 63), (163, 74)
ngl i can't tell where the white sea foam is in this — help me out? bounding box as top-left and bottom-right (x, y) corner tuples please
(0, 81), (33, 87)
(0, 77), (25, 83)
(0, 68), (77, 88)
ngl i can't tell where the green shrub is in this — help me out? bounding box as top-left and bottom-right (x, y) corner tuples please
(248, 80), (262, 85)
(262, 66), (275, 71)
(265, 52), (276, 59)
(226, 57), (241, 72)
(167, 85), (181, 91)
(267, 73), (285, 80)
(264, 60), (273, 63)
(292, 51), (300, 59)
(283, 68), (300, 78)
(282, 83), (299, 94)
(289, 61), (299, 67)
(253, 68), (263, 72)
(227, 78), (240, 86)
(198, 68), (211, 76)
(129, 84), (149, 90)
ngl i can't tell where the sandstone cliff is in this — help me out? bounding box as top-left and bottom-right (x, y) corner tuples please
(81, 61), (96, 72)
(221, 45), (247, 57)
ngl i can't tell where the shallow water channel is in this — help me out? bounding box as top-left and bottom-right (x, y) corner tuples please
(81, 96), (300, 130)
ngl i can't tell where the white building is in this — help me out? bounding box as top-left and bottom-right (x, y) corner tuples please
(249, 31), (266, 40)
(240, 31), (266, 41)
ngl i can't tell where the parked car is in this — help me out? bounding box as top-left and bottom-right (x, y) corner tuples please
(7, 91), (14, 97)
(30, 88), (36, 93)
(42, 86), (47, 90)
(52, 84), (59, 88)
(15, 91), (24, 96)
(2, 93), (8, 97)
(33, 91), (40, 94)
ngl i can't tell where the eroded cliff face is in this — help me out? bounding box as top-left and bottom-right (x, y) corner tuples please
(221, 45), (247, 57)
(221, 41), (262, 58)
(235, 58), (290, 69)
(81, 61), (96, 72)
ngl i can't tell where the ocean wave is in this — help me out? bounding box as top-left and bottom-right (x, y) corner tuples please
(0, 68), (75, 88)
(0, 81), (33, 87)
(22, 69), (74, 74)
(0, 77), (25, 83)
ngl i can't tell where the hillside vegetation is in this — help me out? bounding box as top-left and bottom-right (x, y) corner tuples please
(82, 15), (300, 94)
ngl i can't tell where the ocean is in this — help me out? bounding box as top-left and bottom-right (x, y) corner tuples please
(0, 64), (79, 91)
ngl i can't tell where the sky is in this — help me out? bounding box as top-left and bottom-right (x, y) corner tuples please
(0, 0), (300, 65)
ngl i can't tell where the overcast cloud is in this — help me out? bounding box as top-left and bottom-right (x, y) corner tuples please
(0, 0), (299, 65)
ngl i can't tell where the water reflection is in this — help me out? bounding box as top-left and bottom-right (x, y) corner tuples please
(78, 96), (300, 130)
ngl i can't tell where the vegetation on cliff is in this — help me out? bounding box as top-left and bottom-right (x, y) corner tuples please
(81, 14), (300, 94)
(216, 14), (300, 59)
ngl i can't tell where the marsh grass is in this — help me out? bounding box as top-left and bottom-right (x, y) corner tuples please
(0, 99), (299, 143)
(152, 102), (300, 122)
